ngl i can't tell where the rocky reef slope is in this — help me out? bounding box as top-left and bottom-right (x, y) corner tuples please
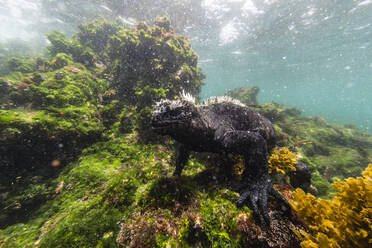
(0, 18), (370, 248)
(227, 87), (372, 197)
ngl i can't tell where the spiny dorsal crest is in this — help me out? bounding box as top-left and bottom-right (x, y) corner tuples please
(179, 91), (245, 107)
(153, 96), (190, 113)
(180, 90), (196, 103)
(154, 91), (245, 109)
(154, 90), (195, 108)
(200, 96), (245, 107)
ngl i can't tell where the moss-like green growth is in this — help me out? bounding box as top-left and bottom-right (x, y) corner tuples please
(50, 53), (73, 69)
(0, 41), (110, 230)
(0, 136), (163, 247)
(46, 31), (96, 67)
(5, 57), (36, 73)
(197, 195), (242, 247)
(0, 63), (107, 169)
(0, 63), (108, 109)
(226, 86), (260, 105)
(76, 18), (122, 56)
(0, 40), (37, 76)
(46, 31), (71, 57)
(230, 87), (372, 197)
(43, 17), (205, 139)
(106, 17), (205, 107)
(0, 17), (205, 247)
(2, 19), (371, 248)
(257, 101), (302, 123)
(139, 177), (197, 209)
(0, 107), (104, 225)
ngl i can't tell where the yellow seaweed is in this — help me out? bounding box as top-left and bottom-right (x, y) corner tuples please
(291, 164), (372, 248)
(268, 147), (298, 175)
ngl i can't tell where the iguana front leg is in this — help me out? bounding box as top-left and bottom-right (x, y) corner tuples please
(220, 130), (291, 225)
(173, 144), (190, 176)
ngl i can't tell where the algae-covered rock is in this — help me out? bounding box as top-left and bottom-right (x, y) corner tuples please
(0, 64), (107, 227)
(5, 57), (36, 74)
(0, 41), (109, 230)
(0, 62), (108, 175)
(229, 86), (372, 197)
(51, 53), (73, 69)
(1, 18), (370, 248)
(46, 31), (96, 67)
(76, 18), (122, 56)
(43, 17), (205, 140)
(0, 40), (37, 76)
(0, 17), (209, 247)
(226, 86), (260, 105)
(106, 17), (205, 107)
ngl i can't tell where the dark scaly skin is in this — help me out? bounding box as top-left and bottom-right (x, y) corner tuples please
(150, 98), (291, 225)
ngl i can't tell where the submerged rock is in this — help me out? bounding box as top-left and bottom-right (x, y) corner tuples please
(289, 161), (312, 192)
(226, 86), (260, 105)
(0, 18), (370, 248)
(230, 86), (372, 197)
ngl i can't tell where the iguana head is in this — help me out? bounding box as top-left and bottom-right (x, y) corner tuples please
(151, 99), (197, 135)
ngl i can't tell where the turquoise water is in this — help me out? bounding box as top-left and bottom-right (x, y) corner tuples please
(1, 0), (372, 132)
(192, 0), (372, 133)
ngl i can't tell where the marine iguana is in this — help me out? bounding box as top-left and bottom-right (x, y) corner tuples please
(150, 93), (291, 225)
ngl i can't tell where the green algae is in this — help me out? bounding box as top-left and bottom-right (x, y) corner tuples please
(226, 87), (260, 105)
(105, 17), (204, 108)
(5, 58), (36, 74)
(223, 87), (371, 197)
(0, 40), (38, 76)
(0, 137), (164, 247)
(46, 31), (96, 67)
(197, 193), (243, 247)
(1, 19), (370, 248)
(0, 17), (209, 247)
(76, 17), (122, 56)
(50, 53), (73, 69)
(0, 132), (262, 247)
(247, 93), (372, 197)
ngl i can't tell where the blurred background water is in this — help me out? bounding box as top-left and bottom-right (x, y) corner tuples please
(1, 0), (371, 132)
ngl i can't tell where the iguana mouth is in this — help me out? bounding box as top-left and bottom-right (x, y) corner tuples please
(151, 119), (186, 135)
(151, 125), (168, 130)
(151, 116), (182, 125)
(151, 121), (182, 128)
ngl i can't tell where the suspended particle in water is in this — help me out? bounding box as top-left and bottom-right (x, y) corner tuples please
(51, 160), (61, 167)
(345, 82), (354, 88)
